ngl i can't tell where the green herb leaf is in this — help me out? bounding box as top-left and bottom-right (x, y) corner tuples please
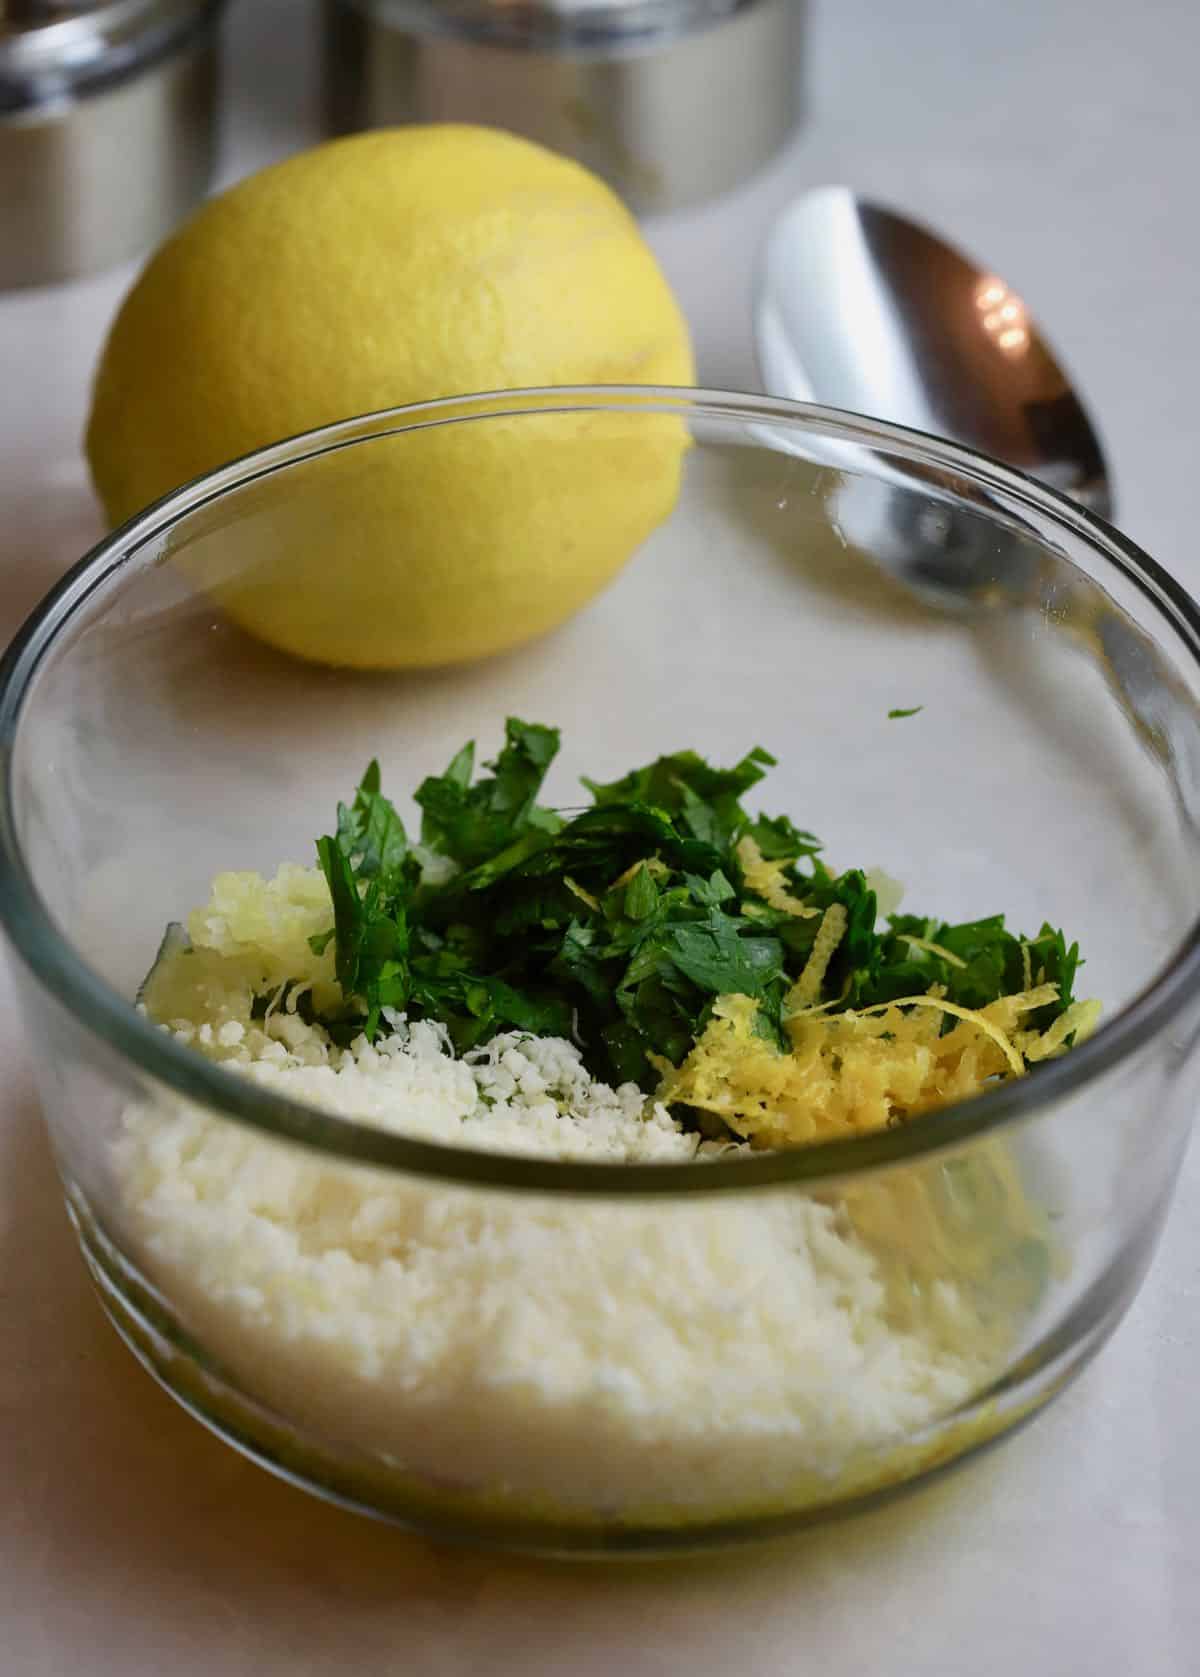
(416, 718), (562, 869)
(743, 812), (822, 862)
(665, 908), (784, 998)
(584, 746), (774, 849)
(336, 759), (411, 887)
(684, 870), (737, 909)
(624, 862), (660, 921)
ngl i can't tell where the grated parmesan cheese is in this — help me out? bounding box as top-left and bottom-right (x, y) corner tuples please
(110, 865), (1053, 1523)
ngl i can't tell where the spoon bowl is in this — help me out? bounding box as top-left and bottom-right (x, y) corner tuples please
(755, 186), (1111, 517)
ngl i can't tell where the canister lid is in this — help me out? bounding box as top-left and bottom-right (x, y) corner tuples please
(0, 0), (223, 287)
(335, 0), (752, 52)
(0, 0), (219, 115)
(326, 0), (805, 213)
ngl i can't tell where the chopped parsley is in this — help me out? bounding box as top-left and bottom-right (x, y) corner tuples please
(307, 719), (1081, 1090)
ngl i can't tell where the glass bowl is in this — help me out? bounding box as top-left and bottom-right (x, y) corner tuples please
(2, 387), (1199, 1557)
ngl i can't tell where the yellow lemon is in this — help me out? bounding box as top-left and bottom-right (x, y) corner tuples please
(85, 125), (694, 669)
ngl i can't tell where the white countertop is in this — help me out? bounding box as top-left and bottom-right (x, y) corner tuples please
(2, 1), (1199, 1671)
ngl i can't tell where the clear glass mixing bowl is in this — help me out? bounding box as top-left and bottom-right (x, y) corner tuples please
(2, 388), (1199, 1556)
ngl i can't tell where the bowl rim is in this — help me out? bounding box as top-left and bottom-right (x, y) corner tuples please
(3, 383), (1200, 1196)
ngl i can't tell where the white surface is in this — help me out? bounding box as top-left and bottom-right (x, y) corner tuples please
(1, 0), (1198, 1671)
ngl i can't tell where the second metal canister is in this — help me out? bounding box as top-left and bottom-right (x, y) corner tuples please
(323, 0), (805, 215)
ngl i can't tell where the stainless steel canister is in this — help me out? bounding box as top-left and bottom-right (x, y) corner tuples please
(0, 1), (225, 290)
(323, 0), (805, 214)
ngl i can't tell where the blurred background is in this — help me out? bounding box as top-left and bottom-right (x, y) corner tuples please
(2, 0), (1197, 646)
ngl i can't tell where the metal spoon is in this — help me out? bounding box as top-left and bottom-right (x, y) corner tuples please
(755, 185), (1111, 517)
(754, 186), (1119, 611)
(752, 188), (1197, 779)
